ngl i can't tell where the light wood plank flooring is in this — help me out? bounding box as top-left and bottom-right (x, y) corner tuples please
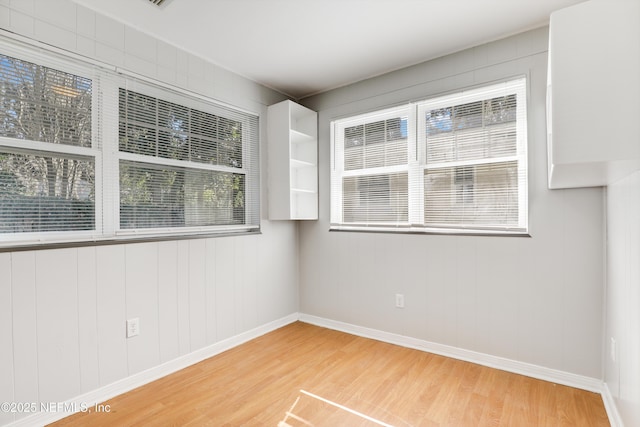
(51, 322), (609, 426)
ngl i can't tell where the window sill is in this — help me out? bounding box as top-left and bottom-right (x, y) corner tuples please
(0, 228), (261, 253)
(329, 226), (530, 238)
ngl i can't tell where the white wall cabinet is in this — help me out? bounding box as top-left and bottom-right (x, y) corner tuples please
(268, 100), (318, 220)
(547, 0), (640, 189)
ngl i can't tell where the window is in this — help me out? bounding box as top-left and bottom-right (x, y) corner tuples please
(0, 42), (259, 247)
(0, 52), (98, 238)
(117, 88), (251, 231)
(331, 78), (528, 234)
(335, 107), (411, 225)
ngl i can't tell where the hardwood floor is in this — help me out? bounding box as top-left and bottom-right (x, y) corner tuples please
(51, 322), (609, 426)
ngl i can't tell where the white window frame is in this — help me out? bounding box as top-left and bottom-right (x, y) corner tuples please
(0, 43), (104, 246)
(331, 77), (528, 235)
(0, 37), (260, 249)
(110, 79), (258, 238)
(331, 105), (415, 228)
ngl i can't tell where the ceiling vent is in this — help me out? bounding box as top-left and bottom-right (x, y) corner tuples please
(148, 0), (170, 6)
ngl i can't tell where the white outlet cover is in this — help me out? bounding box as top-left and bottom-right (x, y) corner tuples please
(127, 318), (140, 338)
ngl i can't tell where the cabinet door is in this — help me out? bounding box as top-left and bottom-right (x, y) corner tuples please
(547, 0), (640, 188)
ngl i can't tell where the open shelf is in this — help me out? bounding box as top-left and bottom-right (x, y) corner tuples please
(291, 188), (317, 194)
(290, 158), (315, 168)
(290, 129), (315, 145)
(267, 100), (318, 220)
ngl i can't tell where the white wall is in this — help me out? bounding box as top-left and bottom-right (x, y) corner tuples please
(0, 1), (298, 425)
(606, 170), (640, 426)
(0, 1), (614, 424)
(300, 27), (605, 380)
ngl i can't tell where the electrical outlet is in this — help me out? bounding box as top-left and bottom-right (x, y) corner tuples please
(395, 294), (405, 308)
(126, 318), (140, 338)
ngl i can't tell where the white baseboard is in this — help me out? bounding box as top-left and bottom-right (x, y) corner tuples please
(601, 382), (624, 427)
(8, 313), (299, 427)
(298, 313), (604, 394)
(299, 314), (627, 427)
(10, 312), (621, 427)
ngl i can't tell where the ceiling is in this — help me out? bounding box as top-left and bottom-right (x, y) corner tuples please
(72, 0), (587, 99)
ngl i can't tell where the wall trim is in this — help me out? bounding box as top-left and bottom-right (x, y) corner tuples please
(601, 382), (624, 427)
(8, 313), (299, 427)
(9, 313), (621, 427)
(298, 313), (604, 394)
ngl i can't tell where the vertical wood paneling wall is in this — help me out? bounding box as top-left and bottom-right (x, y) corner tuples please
(606, 170), (640, 426)
(0, 1), (297, 425)
(0, 229), (299, 425)
(299, 27), (605, 382)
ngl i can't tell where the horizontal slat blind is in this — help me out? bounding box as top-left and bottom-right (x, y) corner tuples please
(419, 78), (527, 231)
(343, 116), (408, 170)
(0, 37), (260, 247)
(119, 160), (246, 229)
(331, 77), (527, 234)
(424, 161), (519, 228)
(0, 152), (95, 233)
(343, 172), (408, 224)
(331, 106), (411, 227)
(0, 52), (97, 235)
(0, 53), (93, 148)
(116, 82), (260, 233)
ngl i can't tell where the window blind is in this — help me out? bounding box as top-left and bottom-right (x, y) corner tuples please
(0, 52), (98, 235)
(116, 85), (259, 234)
(331, 77), (528, 234)
(417, 78), (528, 231)
(331, 106), (412, 228)
(0, 38), (260, 247)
